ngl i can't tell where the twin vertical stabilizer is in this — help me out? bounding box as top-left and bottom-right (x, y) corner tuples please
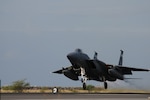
(118, 50), (123, 66)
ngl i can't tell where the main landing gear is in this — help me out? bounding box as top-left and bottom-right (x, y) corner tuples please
(80, 68), (108, 90)
(104, 81), (108, 89)
(100, 76), (108, 89)
(82, 81), (108, 90)
(83, 83), (86, 90)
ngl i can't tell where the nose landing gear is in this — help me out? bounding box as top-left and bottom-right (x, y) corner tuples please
(80, 67), (88, 90)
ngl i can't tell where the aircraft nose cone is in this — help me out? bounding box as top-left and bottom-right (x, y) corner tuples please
(67, 53), (73, 59)
(67, 52), (77, 61)
(67, 53), (76, 64)
(67, 54), (70, 59)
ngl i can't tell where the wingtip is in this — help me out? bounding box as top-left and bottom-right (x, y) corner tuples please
(146, 68), (150, 71)
(50, 71), (54, 74)
(52, 71), (57, 73)
(52, 70), (63, 74)
(145, 69), (150, 71)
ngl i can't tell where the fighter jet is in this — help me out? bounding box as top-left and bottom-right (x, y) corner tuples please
(53, 49), (149, 89)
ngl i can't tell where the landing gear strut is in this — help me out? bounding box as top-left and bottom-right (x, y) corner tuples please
(100, 76), (108, 89)
(80, 67), (87, 90)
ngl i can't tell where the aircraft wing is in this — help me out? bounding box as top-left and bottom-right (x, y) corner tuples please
(53, 66), (80, 80)
(53, 66), (72, 74)
(115, 65), (150, 75)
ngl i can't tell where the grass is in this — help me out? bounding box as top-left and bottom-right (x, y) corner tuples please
(1, 87), (150, 93)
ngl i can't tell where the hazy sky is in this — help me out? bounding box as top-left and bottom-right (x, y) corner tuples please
(0, 0), (150, 89)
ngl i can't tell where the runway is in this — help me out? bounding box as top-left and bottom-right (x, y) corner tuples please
(1, 93), (150, 100)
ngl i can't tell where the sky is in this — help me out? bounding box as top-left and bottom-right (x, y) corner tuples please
(0, 0), (150, 90)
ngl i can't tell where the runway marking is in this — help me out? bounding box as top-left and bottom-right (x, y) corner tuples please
(14, 98), (150, 100)
(2, 93), (150, 100)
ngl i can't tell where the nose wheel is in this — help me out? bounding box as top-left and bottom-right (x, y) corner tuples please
(81, 76), (87, 90)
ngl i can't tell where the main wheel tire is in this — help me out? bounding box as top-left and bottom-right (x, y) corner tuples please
(83, 83), (86, 90)
(104, 82), (108, 89)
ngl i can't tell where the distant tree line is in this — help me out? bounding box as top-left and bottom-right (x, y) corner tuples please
(2, 79), (30, 93)
(2, 79), (97, 93)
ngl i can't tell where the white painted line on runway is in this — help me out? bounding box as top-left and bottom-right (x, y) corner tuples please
(9, 98), (150, 100)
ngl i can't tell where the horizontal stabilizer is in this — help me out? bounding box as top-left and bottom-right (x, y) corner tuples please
(106, 64), (149, 75)
(124, 77), (142, 80)
(116, 65), (150, 71)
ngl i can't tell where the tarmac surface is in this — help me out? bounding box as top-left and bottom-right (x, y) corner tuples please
(1, 93), (150, 100)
